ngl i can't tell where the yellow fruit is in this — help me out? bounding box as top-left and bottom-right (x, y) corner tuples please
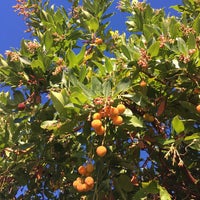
(117, 104), (126, 114)
(92, 112), (102, 120)
(112, 115), (123, 125)
(96, 146), (107, 157)
(78, 165), (87, 176)
(95, 125), (105, 135)
(109, 107), (119, 117)
(86, 163), (94, 173)
(85, 176), (94, 186)
(196, 104), (200, 113)
(91, 119), (102, 129)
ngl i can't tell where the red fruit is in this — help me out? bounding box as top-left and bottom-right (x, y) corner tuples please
(18, 102), (26, 110)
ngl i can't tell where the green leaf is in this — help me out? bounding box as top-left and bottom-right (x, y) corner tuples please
(105, 57), (113, 73)
(50, 90), (69, 114)
(44, 31), (53, 50)
(193, 14), (200, 34)
(0, 91), (9, 105)
(91, 77), (102, 95)
(67, 49), (77, 68)
(159, 185), (172, 200)
(128, 115), (143, 128)
(76, 46), (86, 64)
(121, 45), (131, 60)
(67, 47), (86, 68)
(189, 138), (200, 151)
(19, 57), (31, 65)
(41, 120), (59, 130)
(102, 79), (112, 97)
(184, 133), (200, 141)
(148, 41), (160, 57)
(115, 77), (131, 94)
(113, 177), (127, 200)
(157, 138), (175, 146)
(69, 74), (94, 97)
(93, 61), (106, 74)
(86, 17), (99, 32)
(118, 174), (134, 192)
(176, 37), (188, 54)
(172, 115), (185, 134)
(187, 34), (196, 49)
(31, 59), (45, 72)
(132, 181), (158, 200)
(13, 90), (25, 104)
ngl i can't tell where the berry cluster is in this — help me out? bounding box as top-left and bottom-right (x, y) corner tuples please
(91, 103), (126, 136)
(73, 163), (95, 192)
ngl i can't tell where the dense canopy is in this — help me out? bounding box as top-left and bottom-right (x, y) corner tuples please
(0, 0), (200, 199)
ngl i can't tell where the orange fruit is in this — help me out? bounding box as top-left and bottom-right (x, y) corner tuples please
(116, 104), (126, 114)
(78, 165), (87, 176)
(86, 163), (94, 173)
(73, 178), (82, 189)
(196, 104), (200, 113)
(100, 106), (111, 117)
(85, 176), (94, 186)
(86, 183), (94, 190)
(76, 182), (87, 192)
(112, 115), (123, 125)
(140, 80), (147, 87)
(95, 38), (103, 45)
(91, 119), (102, 129)
(109, 107), (119, 117)
(95, 125), (105, 135)
(73, 180), (78, 189)
(96, 146), (107, 157)
(92, 112), (102, 120)
(194, 88), (200, 94)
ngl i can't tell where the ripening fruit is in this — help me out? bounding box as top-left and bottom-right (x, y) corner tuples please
(109, 107), (119, 117)
(73, 177), (82, 189)
(194, 88), (200, 94)
(196, 104), (200, 113)
(95, 125), (105, 135)
(91, 119), (102, 129)
(143, 113), (154, 122)
(76, 183), (87, 192)
(85, 176), (94, 186)
(100, 106), (111, 118)
(112, 115), (123, 125)
(116, 104), (126, 114)
(78, 166), (87, 176)
(140, 80), (147, 87)
(92, 112), (102, 120)
(18, 102), (26, 110)
(95, 38), (103, 45)
(73, 180), (79, 189)
(86, 163), (94, 174)
(96, 145), (107, 157)
(86, 182), (94, 190)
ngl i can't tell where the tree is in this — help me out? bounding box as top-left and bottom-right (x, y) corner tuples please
(0, 0), (200, 199)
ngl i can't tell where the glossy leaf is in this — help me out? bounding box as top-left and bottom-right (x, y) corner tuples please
(172, 115), (185, 134)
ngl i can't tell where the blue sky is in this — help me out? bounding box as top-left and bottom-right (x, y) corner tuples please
(0, 0), (182, 55)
